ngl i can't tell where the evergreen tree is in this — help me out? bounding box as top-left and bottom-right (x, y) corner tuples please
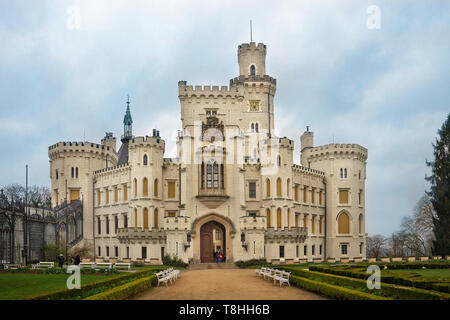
(426, 113), (450, 257)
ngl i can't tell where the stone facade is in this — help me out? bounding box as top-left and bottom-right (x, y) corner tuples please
(48, 42), (368, 263)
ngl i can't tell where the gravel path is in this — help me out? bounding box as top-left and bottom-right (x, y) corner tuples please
(132, 269), (326, 300)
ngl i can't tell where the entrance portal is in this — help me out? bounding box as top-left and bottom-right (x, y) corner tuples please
(200, 221), (226, 263)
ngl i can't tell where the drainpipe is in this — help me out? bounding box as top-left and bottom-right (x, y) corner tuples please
(178, 164), (181, 210)
(323, 178), (327, 261)
(92, 181), (96, 261)
(268, 84), (271, 138)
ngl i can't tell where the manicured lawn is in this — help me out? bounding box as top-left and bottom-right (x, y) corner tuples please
(0, 273), (114, 300)
(389, 268), (450, 280)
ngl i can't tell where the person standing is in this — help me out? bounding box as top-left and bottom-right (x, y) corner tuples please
(74, 254), (81, 265)
(57, 254), (65, 268)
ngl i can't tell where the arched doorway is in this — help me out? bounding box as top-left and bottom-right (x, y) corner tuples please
(200, 221), (226, 263)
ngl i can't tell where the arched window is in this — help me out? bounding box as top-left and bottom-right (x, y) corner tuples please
(287, 208), (290, 228)
(340, 168), (343, 178)
(344, 168), (347, 179)
(266, 208), (271, 228)
(359, 214), (363, 234)
(338, 212), (350, 234)
(154, 179), (158, 197)
(201, 162), (205, 189)
(255, 123), (259, 133)
(277, 155), (281, 167)
(213, 162), (218, 188)
(71, 167), (74, 178)
(134, 208), (138, 228)
(207, 164), (212, 188)
(76, 167), (79, 178)
(266, 179), (271, 197)
(220, 164), (224, 188)
(286, 179), (290, 197)
(251, 123), (255, 132)
(134, 178), (137, 197)
(153, 208), (159, 228)
(143, 208), (149, 228)
(143, 178), (148, 196)
(311, 216), (315, 234)
(250, 64), (256, 76)
(276, 178), (282, 197)
(143, 154), (148, 166)
(277, 208), (282, 228)
(56, 169), (58, 180)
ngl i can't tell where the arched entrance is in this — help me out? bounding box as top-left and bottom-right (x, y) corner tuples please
(200, 221), (226, 263)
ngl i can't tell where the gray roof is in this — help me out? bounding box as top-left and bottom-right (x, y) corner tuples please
(117, 141), (129, 165)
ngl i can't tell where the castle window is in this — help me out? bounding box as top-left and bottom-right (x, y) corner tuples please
(106, 246), (109, 257)
(143, 154), (148, 166)
(251, 123), (255, 132)
(207, 164), (212, 188)
(338, 212), (350, 234)
(114, 187), (118, 202)
(134, 179), (137, 197)
(276, 178), (282, 197)
(143, 208), (149, 228)
(114, 215), (118, 233)
(76, 167), (78, 178)
(359, 170), (361, 180)
(303, 215), (307, 228)
(154, 208), (159, 228)
(341, 244), (348, 255)
(97, 190), (101, 205)
(279, 245), (284, 258)
(286, 179), (290, 197)
(255, 123), (259, 132)
(126, 246), (130, 258)
(339, 189), (349, 204)
(97, 217), (101, 235)
(105, 188), (109, 204)
(249, 182), (256, 198)
(303, 186), (308, 203)
(277, 155), (281, 167)
(295, 214), (299, 227)
(213, 162), (219, 188)
(106, 216), (109, 234)
(134, 208), (137, 228)
(124, 214), (128, 228)
(220, 164), (224, 188)
(296, 245), (299, 258)
(319, 216), (323, 234)
(266, 179), (271, 197)
(123, 184), (128, 201)
(344, 168), (347, 178)
(266, 208), (271, 228)
(359, 214), (363, 234)
(311, 216), (315, 234)
(277, 208), (282, 228)
(98, 246), (101, 256)
(340, 168), (343, 179)
(312, 245), (315, 256)
(250, 64), (256, 76)
(294, 185), (298, 201)
(320, 245), (322, 255)
(115, 246), (118, 257)
(360, 243), (363, 254)
(71, 167), (74, 178)
(359, 189), (363, 205)
(319, 190), (323, 205)
(56, 169), (58, 180)
(304, 245), (307, 256)
(287, 208), (290, 227)
(154, 179), (158, 197)
(201, 162), (205, 189)
(142, 247), (147, 259)
(168, 181), (176, 198)
(143, 178), (148, 196)
(311, 188), (315, 204)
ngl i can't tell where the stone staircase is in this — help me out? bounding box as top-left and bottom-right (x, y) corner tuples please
(188, 262), (237, 270)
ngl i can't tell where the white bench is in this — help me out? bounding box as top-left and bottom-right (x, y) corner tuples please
(255, 267), (268, 278)
(5, 264), (22, 270)
(95, 262), (112, 271)
(167, 267), (180, 281)
(156, 271), (172, 286)
(272, 270), (290, 287)
(79, 262), (96, 270)
(114, 262), (131, 270)
(32, 262), (55, 270)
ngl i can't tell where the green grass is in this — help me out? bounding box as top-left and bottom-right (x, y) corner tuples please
(0, 273), (114, 300)
(388, 269), (450, 280)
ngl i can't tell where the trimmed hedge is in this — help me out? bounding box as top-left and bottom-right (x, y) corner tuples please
(309, 265), (450, 293)
(289, 275), (388, 300)
(235, 259), (271, 268)
(280, 267), (450, 300)
(25, 267), (167, 300)
(84, 274), (157, 300)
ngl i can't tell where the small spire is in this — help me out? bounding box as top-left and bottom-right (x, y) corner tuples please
(250, 20), (253, 42)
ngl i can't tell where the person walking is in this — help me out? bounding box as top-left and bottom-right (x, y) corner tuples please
(57, 254), (65, 268)
(214, 250), (218, 263)
(74, 254), (81, 266)
(218, 251), (223, 263)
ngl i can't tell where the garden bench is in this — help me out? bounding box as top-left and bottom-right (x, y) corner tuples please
(79, 262), (96, 269)
(255, 267), (267, 278)
(156, 271), (172, 287)
(32, 262), (55, 270)
(272, 270), (290, 287)
(114, 262), (131, 270)
(5, 264), (21, 270)
(167, 267), (180, 280)
(95, 262), (112, 271)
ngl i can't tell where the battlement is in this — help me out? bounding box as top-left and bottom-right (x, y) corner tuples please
(279, 137), (294, 149)
(48, 141), (117, 159)
(178, 81), (242, 99)
(238, 42), (266, 52)
(292, 164), (325, 177)
(93, 162), (130, 176)
(230, 75), (276, 86)
(307, 143), (368, 161)
(128, 136), (165, 150)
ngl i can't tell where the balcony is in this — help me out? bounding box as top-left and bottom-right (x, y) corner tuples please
(116, 227), (166, 242)
(265, 227), (307, 242)
(196, 188), (229, 209)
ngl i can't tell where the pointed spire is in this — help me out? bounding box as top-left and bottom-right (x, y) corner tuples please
(122, 94), (133, 141)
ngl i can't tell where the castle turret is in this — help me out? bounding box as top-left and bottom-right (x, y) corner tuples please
(238, 42), (266, 77)
(101, 132), (116, 152)
(300, 127), (314, 167)
(118, 96), (133, 165)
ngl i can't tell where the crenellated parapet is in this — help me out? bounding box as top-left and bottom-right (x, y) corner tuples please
(292, 164), (325, 177)
(93, 162), (130, 177)
(164, 216), (191, 231)
(230, 75), (276, 86)
(178, 81), (243, 100)
(48, 141), (117, 161)
(128, 136), (165, 151)
(306, 143), (368, 162)
(239, 215), (266, 231)
(264, 227), (307, 243)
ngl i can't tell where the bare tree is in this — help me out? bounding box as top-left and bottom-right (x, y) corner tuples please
(387, 231), (408, 258)
(366, 234), (387, 259)
(2, 184), (51, 209)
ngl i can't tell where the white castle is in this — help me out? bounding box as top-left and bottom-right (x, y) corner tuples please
(48, 42), (368, 264)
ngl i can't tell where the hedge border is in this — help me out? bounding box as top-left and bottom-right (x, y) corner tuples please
(25, 267), (167, 300)
(280, 267), (450, 300)
(289, 275), (388, 300)
(309, 265), (450, 293)
(84, 274), (157, 300)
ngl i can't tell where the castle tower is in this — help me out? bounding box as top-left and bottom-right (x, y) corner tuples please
(118, 96), (133, 165)
(238, 42), (266, 76)
(300, 127), (314, 167)
(101, 132), (116, 152)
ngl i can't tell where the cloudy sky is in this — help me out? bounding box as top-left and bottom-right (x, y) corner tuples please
(0, 0), (449, 236)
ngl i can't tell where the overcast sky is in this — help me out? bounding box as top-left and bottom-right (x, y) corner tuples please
(0, 0), (449, 236)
